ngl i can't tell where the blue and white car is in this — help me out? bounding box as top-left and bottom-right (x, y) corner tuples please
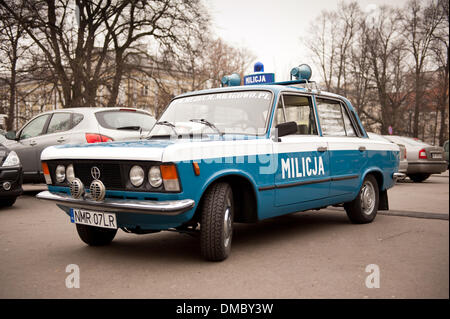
(37, 65), (401, 261)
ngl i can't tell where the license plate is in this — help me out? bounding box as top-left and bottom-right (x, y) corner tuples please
(70, 208), (117, 229)
(431, 153), (442, 159)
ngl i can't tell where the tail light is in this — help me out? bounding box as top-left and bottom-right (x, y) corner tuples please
(85, 133), (113, 143)
(419, 149), (427, 159)
(404, 148), (407, 159)
(160, 164), (180, 192)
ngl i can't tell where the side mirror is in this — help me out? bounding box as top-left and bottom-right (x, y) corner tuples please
(275, 121), (297, 138)
(5, 131), (17, 140)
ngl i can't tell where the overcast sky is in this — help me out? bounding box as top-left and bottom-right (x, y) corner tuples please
(204, 0), (409, 81)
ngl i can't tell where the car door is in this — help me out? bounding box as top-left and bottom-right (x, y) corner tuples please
(13, 113), (52, 176)
(315, 97), (366, 197)
(34, 112), (74, 174)
(273, 93), (330, 206)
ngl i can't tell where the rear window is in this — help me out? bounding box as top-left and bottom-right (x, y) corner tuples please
(95, 110), (156, 131)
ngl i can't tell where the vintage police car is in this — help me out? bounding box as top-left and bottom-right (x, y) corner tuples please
(37, 64), (401, 261)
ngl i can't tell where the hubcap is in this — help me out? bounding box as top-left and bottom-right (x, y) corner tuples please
(360, 181), (376, 215)
(223, 196), (232, 248)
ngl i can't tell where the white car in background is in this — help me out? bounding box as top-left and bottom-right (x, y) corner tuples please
(383, 135), (447, 182)
(3, 107), (156, 183)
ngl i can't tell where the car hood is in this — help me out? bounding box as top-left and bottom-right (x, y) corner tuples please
(40, 136), (271, 163)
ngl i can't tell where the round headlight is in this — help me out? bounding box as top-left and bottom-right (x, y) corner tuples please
(129, 165), (144, 187)
(148, 166), (162, 188)
(55, 165), (66, 183)
(66, 164), (75, 182)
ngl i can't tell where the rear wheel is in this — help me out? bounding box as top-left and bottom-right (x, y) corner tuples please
(344, 175), (379, 224)
(76, 224), (117, 246)
(408, 173), (430, 183)
(200, 182), (234, 261)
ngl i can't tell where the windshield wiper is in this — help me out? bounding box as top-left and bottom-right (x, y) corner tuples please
(154, 121), (179, 136)
(190, 118), (223, 136)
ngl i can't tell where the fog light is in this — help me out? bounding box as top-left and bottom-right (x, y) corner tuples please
(2, 181), (11, 191)
(69, 178), (84, 199)
(89, 180), (106, 201)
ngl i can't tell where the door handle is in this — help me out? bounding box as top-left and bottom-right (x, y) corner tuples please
(29, 141), (37, 146)
(317, 146), (328, 152)
(359, 146), (366, 152)
(57, 137), (66, 143)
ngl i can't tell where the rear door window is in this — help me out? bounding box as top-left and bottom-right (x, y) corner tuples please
(47, 113), (72, 134)
(95, 110), (155, 131)
(316, 98), (357, 137)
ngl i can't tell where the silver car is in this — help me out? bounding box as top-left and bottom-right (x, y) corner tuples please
(367, 132), (408, 175)
(383, 135), (447, 182)
(3, 107), (156, 183)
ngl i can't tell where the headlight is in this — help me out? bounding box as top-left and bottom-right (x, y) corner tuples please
(129, 165), (144, 187)
(2, 151), (20, 167)
(55, 165), (66, 183)
(66, 164), (75, 182)
(148, 166), (162, 188)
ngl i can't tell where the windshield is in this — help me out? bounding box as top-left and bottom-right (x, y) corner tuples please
(149, 90), (273, 137)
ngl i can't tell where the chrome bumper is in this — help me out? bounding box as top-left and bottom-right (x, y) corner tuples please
(36, 191), (195, 216)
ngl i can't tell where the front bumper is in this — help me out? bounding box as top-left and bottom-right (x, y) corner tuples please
(0, 166), (23, 197)
(36, 191), (195, 216)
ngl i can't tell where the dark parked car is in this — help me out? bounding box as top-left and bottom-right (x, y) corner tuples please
(0, 144), (23, 207)
(3, 107), (156, 183)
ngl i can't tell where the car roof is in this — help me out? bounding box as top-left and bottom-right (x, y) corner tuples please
(36, 107), (153, 116)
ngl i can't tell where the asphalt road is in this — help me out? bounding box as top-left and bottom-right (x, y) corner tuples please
(0, 173), (448, 299)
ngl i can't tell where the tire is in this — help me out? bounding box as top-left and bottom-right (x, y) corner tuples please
(200, 182), (234, 261)
(75, 224), (117, 246)
(408, 173), (430, 183)
(0, 197), (17, 208)
(344, 175), (379, 224)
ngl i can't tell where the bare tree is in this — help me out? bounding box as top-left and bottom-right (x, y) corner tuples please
(364, 6), (410, 134)
(430, 0), (449, 145)
(403, 0), (445, 138)
(0, 2), (32, 130)
(0, 0), (209, 109)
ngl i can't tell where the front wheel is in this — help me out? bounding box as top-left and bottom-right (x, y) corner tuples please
(200, 182), (234, 261)
(0, 196), (17, 208)
(76, 224), (117, 246)
(344, 175), (379, 224)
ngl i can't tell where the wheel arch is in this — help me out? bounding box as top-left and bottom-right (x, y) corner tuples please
(193, 171), (259, 224)
(361, 168), (389, 211)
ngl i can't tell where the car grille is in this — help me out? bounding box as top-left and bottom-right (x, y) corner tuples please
(46, 159), (165, 192)
(73, 162), (123, 189)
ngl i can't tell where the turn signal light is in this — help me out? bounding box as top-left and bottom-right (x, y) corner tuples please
(160, 164), (180, 192)
(85, 133), (113, 143)
(42, 162), (52, 184)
